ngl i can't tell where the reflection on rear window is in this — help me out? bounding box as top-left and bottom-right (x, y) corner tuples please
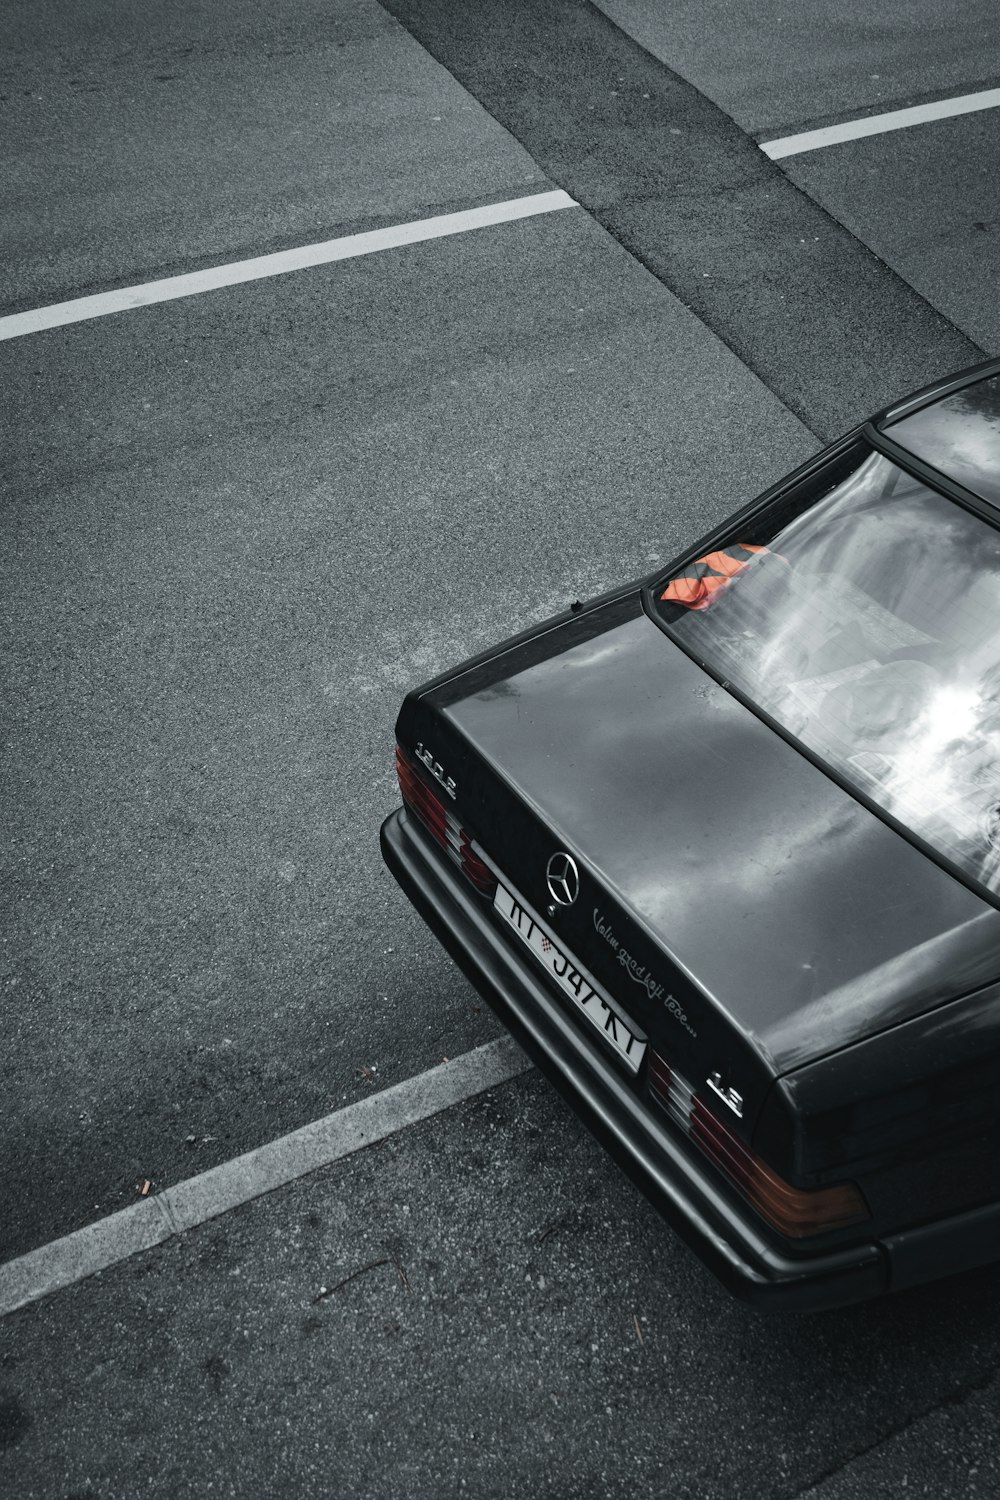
(657, 448), (1000, 897)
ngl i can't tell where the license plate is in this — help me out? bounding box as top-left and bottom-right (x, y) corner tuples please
(493, 881), (646, 1072)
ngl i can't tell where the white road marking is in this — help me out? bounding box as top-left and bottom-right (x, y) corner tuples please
(761, 86), (1000, 160)
(0, 1036), (532, 1317)
(0, 189), (578, 342)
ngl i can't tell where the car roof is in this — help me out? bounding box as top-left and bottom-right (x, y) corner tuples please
(875, 356), (1000, 509)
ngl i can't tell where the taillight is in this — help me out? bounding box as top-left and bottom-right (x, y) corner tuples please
(648, 1049), (867, 1239)
(395, 744), (496, 897)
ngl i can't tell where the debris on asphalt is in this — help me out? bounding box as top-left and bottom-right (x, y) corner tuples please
(537, 1217), (567, 1245)
(313, 1258), (394, 1302)
(139, 1179), (151, 1197)
(312, 1254), (411, 1303)
(632, 1313), (644, 1347)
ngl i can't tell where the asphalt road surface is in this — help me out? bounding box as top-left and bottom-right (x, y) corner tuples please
(3, 1), (1000, 1495)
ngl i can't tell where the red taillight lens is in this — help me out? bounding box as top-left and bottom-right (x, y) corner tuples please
(457, 830), (496, 894)
(396, 746), (454, 851)
(395, 744), (497, 897)
(648, 1050), (672, 1101)
(648, 1049), (867, 1239)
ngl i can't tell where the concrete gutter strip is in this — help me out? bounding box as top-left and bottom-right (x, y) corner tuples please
(0, 1036), (532, 1318)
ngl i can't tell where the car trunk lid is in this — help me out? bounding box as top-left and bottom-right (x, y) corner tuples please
(398, 594), (1000, 1139)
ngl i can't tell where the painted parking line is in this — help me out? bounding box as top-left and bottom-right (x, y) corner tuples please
(761, 86), (1000, 160)
(0, 189), (577, 342)
(0, 1036), (532, 1318)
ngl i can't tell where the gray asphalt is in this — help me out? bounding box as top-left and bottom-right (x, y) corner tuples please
(5, 0), (1000, 1494)
(598, 0), (1000, 358)
(2, 9), (812, 1264)
(4, 1074), (1000, 1499)
(2, 0), (545, 311)
(597, 0), (1000, 137)
(783, 110), (1000, 352)
(381, 0), (982, 438)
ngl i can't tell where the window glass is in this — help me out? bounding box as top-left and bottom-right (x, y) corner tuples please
(656, 448), (1000, 895)
(888, 374), (1000, 506)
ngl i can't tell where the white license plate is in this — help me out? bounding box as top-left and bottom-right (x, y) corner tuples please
(493, 881), (646, 1072)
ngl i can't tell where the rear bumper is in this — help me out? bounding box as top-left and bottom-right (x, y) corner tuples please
(381, 807), (888, 1312)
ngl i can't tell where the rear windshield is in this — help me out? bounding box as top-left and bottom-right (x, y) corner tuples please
(887, 374), (1000, 507)
(655, 447), (1000, 897)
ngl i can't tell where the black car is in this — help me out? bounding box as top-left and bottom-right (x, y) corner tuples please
(381, 359), (1000, 1311)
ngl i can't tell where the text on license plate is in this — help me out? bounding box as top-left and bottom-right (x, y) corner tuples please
(493, 881), (646, 1073)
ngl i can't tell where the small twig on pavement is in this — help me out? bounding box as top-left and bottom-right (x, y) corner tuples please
(632, 1313), (644, 1347)
(313, 1254), (412, 1303)
(312, 1258), (394, 1303)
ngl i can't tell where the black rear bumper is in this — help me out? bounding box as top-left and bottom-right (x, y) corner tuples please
(381, 807), (887, 1312)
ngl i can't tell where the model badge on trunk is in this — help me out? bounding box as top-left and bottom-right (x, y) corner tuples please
(546, 851), (579, 907)
(414, 742), (457, 799)
(707, 1072), (744, 1118)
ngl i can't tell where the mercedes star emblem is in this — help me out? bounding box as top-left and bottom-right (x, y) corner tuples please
(546, 850), (580, 908)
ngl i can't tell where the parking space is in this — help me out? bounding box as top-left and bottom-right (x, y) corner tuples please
(598, 0), (1000, 356)
(1, 178), (812, 1263)
(596, 0), (1000, 139)
(4, 1073), (1000, 1498)
(380, 0), (982, 440)
(2, 0), (545, 311)
(780, 109), (1000, 352)
(5, 0), (1000, 1494)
